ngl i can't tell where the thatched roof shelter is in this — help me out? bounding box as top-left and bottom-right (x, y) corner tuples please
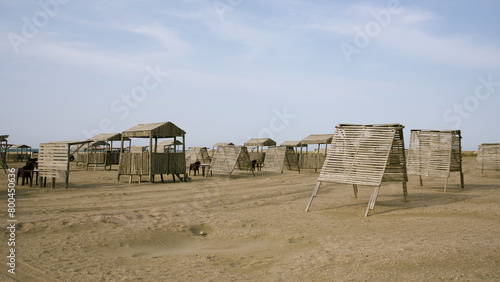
(119, 121), (187, 183)
(300, 134), (334, 154)
(244, 138), (276, 148)
(38, 140), (92, 188)
(122, 122), (186, 138)
(475, 143), (500, 176)
(407, 129), (464, 192)
(306, 124), (408, 216)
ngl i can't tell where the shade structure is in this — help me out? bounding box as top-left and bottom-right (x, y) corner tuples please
(244, 138), (276, 170)
(185, 147), (211, 165)
(407, 129), (464, 191)
(82, 133), (130, 170)
(263, 146), (300, 173)
(1, 135), (10, 173)
(306, 124), (408, 216)
(8, 144), (32, 162)
(207, 145), (254, 177)
(475, 143), (500, 176)
(38, 140), (91, 188)
(118, 121), (187, 183)
(300, 134), (335, 172)
(156, 139), (183, 152)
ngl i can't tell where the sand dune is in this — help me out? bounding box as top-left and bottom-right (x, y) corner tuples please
(1, 156), (500, 281)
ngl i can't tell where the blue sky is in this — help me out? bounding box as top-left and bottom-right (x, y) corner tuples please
(1, 0), (499, 150)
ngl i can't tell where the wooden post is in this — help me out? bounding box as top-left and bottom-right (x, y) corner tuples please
(149, 133), (153, 183)
(458, 132), (465, 190)
(353, 184), (358, 198)
(365, 186), (381, 217)
(305, 182), (321, 212)
(182, 134), (187, 181)
(118, 136), (124, 181)
(65, 145), (70, 188)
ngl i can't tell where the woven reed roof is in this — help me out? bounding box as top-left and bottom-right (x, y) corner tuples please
(122, 122), (186, 138)
(10, 144), (31, 149)
(244, 138), (276, 147)
(88, 133), (129, 142)
(213, 142), (234, 147)
(301, 134), (334, 145)
(0, 135), (8, 142)
(280, 141), (306, 147)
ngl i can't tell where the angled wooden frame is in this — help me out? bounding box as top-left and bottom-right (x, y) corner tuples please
(306, 124), (408, 216)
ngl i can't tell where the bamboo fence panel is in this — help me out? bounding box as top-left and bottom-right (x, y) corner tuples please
(264, 146), (300, 173)
(306, 124), (408, 216)
(407, 130), (464, 191)
(475, 143), (500, 176)
(208, 146), (254, 177)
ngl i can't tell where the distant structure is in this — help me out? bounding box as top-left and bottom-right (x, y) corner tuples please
(263, 146), (300, 173)
(85, 133), (130, 170)
(118, 122), (187, 183)
(244, 138), (276, 170)
(38, 140), (91, 188)
(8, 144), (32, 162)
(207, 145), (254, 178)
(279, 141), (307, 154)
(306, 124), (408, 216)
(185, 147), (211, 165)
(407, 130), (464, 192)
(300, 134), (334, 172)
(1, 135), (10, 173)
(156, 139), (183, 152)
(475, 143), (500, 176)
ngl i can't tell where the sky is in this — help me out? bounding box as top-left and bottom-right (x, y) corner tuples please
(1, 0), (499, 150)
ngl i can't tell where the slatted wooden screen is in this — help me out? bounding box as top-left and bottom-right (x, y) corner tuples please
(306, 124), (408, 216)
(475, 143), (500, 176)
(263, 147), (300, 173)
(38, 143), (69, 180)
(407, 130), (464, 191)
(208, 146), (254, 177)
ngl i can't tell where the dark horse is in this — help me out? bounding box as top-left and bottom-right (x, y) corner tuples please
(17, 158), (37, 187)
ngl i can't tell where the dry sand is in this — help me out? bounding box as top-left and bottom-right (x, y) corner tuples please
(1, 156), (499, 281)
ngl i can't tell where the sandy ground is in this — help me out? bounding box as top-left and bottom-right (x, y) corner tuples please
(1, 156), (499, 281)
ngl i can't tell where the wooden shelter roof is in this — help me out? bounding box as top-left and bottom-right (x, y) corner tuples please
(89, 133), (129, 142)
(280, 141), (306, 147)
(10, 144), (31, 149)
(43, 140), (92, 146)
(122, 122), (186, 138)
(301, 134), (334, 145)
(244, 138), (276, 147)
(0, 135), (8, 142)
